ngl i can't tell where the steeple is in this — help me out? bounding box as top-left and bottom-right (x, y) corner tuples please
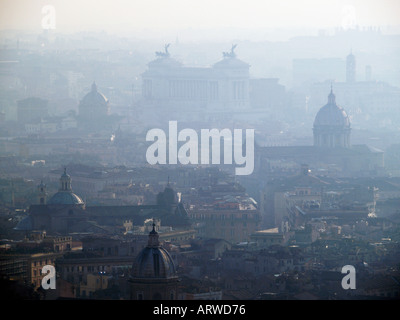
(60, 167), (72, 192)
(328, 85), (336, 105)
(37, 180), (47, 205)
(91, 81), (97, 92)
(147, 219), (160, 247)
(346, 51), (356, 83)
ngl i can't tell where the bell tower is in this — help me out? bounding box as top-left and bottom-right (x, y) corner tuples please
(37, 181), (47, 205)
(346, 51), (356, 83)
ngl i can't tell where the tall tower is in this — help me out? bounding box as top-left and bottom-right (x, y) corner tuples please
(37, 181), (47, 205)
(346, 52), (356, 83)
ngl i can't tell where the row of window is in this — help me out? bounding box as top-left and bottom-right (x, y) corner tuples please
(143, 79), (247, 101)
(192, 213), (251, 220)
(168, 80), (209, 100)
(33, 259), (53, 267)
(136, 291), (175, 300)
(64, 265), (108, 273)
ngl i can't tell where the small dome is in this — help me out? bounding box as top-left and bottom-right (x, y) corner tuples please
(132, 224), (177, 279)
(80, 82), (108, 107)
(48, 191), (84, 205)
(48, 167), (84, 205)
(314, 90), (350, 128)
(79, 82), (109, 120)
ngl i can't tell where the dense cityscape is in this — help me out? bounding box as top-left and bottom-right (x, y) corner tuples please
(0, 1), (400, 302)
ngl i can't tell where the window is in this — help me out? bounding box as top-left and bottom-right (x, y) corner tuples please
(153, 253), (160, 277)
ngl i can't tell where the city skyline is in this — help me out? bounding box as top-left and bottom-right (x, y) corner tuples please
(0, 0), (400, 41)
(0, 0), (399, 303)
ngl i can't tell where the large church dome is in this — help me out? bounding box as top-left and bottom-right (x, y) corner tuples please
(314, 90), (350, 128)
(132, 223), (177, 279)
(313, 89), (351, 148)
(79, 82), (109, 118)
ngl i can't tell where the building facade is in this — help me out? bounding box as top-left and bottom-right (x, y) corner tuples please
(189, 197), (261, 244)
(140, 44), (250, 121)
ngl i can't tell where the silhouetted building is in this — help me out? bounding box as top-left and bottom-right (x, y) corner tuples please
(313, 88), (351, 148)
(78, 82), (112, 130)
(256, 90), (384, 182)
(130, 222), (179, 300)
(140, 44), (250, 121)
(15, 171), (191, 235)
(79, 82), (110, 119)
(346, 52), (356, 83)
(47, 168), (85, 207)
(37, 181), (47, 205)
(17, 97), (48, 124)
(189, 195), (261, 244)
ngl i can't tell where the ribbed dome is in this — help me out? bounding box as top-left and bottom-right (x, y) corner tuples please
(132, 247), (176, 279)
(314, 90), (350, 128)
(132, 224), (177, 279)
(48, 191), (84, 205)
(48, 167), (84, 205)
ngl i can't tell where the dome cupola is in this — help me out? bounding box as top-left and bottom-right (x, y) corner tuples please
(132, 222), (177, 279)
(48, 168), (84, 206)
(78, 81), (109, 119)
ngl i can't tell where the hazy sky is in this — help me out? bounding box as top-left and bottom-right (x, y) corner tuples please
(0, 0), (399, 35)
